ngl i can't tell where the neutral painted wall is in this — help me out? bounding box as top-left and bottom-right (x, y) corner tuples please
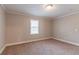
(6, 13), (52, 44)
(0, 6), (5, 51)
(52, 13), (79, 44)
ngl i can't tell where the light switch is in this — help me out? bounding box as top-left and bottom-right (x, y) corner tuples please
(74, 28), (78, 32)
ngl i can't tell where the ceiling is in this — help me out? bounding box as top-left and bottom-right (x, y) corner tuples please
(3, 4), (79, 17)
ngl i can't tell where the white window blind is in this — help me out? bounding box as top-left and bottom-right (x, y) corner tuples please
(30, 20), (39, 34)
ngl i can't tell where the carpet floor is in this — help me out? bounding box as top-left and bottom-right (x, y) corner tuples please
(2, 39), (79, 55)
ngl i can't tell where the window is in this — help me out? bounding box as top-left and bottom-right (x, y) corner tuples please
(30, 19), (39, 34)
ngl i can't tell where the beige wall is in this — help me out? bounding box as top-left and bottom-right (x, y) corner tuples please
(6, 13), (52, 44)
(0, 6), (5, 51)
(5, 8), (79, 46)
(5, 10), (79, 46)
(52, 13), (79, 44)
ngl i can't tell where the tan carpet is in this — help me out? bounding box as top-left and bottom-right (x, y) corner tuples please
(2, 39), (79, 55)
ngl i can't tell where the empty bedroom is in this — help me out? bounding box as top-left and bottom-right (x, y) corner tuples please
(0, 4), (79, 55)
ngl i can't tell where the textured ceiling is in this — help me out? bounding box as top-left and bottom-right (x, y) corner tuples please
(4, 4), (79, 17)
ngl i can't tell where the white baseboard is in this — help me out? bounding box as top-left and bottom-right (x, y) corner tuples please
(5, 37), (52, 47)
(6, 36), (79, 47)
(52, 37), (79, 46)
(0, 45), (6, 54)
(1, 36), (79, 54)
